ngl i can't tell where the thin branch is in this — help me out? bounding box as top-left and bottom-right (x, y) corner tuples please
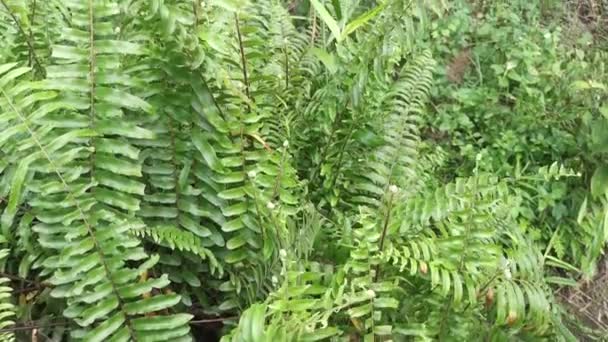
(189, 316), (238, 324)
(0, 0), (45, 77)
(0, 321), (67, 333)
(0, 272), (46, 286)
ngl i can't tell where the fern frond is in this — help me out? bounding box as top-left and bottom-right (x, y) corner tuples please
(0, 237), (15, 342)
(134, 224), (219, 270)
(0, 278), (15, 342)
(346, 51), (436, 209)
(0, 0), (193, 337)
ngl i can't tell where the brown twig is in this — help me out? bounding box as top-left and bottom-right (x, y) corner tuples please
(189, 316), (238, 324)
(0, 320), (66, 333)
(0, 272), (44, 286)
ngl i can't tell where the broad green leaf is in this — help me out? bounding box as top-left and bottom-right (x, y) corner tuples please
(76, 297), (119, 326)
(218, 187), (247, 200)
(118, 275), (170, 298)
(82, 312), (125, 342)
(96, 40), (145, 55)
(226, 234), (247, 250)
(96, 121), (156, 140)
(241, 303), (266, 342)
(123, 294), (181, 315)
(95, 170), (145, 195)
(95, 154), (142, 177)
(373, 297), (399, 309)
(192, 129), (223, 171)
(136, 325), (191, 341)
(0, 67), (32, 87)
(0, 63), (19, 76)
(310, 48), (337, 74)
(222, 217), (244, 232)
(96, 87), (153, 113)
(577, 197), (588, 224)
(301, 327), (340, 341)
(591, 165), (608, 199)
(51, 45), (87, 60)
(309, 0), (341, 41)
(2, 154), (37, 230)
(341, 3), (386, 40)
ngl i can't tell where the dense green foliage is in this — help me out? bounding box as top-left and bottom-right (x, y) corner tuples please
(0, 0), (607, 340)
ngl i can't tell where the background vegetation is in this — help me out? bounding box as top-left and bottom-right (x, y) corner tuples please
(0, 0), (607, 340)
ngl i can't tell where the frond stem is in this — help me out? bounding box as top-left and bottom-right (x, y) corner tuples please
(168, 118), (181, 222)
(327, 123), (355, 190)
(201, 77), (228, 121)
(374, 191), (395, 282)
(281, 25), (289, 89)
(0, 0), (45, 77)
(310, 8), (317, 45)
(234, 14), (251, 103)
(88, 0), (97, 179)
(309, 109), (343, 186)
(28, 0), (37, 67)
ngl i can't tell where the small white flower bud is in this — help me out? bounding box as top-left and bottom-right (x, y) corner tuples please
(266, 201), (276, 210)
(279, 249), (287, 258)
(271, 276), (278, 284)
(114, 27), (121, 34)
(504, 268), (512, 280)
(283, 140), (289, 148)
(389, 185), (398, 193)
(366, 289), (376, 298)
(247, 170), (256, 178)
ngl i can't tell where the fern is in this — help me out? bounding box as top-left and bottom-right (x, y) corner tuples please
(0, 0), (602, 340)
(0, 0), (191, 338)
